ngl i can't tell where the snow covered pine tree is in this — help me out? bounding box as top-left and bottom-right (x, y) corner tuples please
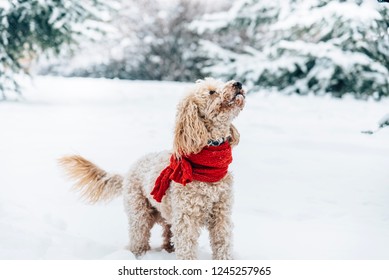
(362, 113), (389, 134)
(0, 0), (105, 100)
(193, 0), (389, 99)
(66, 0), (208, 82)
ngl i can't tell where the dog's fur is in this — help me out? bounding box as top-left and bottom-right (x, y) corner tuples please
(59, 78), (245, 260)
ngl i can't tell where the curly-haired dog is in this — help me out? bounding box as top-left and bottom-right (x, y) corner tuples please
(59, 78), (245, 260)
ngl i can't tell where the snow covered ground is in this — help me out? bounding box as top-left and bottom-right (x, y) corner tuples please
(0, 76), (388, 260)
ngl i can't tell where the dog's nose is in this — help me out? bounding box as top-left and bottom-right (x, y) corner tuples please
(233, 81), (242, 89)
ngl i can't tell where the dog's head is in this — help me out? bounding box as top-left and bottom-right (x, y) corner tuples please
(173, 78), (246, 157)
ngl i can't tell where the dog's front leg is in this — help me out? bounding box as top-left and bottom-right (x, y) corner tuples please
(208, 189), (233, 260)
(171, 205), (201, 260)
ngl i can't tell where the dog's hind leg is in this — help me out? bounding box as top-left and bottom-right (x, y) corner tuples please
(125, 191), (156, 258)
(155, 211), (174, 253)
(161, 223), (174, 253)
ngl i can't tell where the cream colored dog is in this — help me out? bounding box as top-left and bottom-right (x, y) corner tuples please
(59, 78), (245, 259)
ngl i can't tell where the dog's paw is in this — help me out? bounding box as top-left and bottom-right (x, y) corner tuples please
(213, 253), (233, 260)
(162, 242), (175, 253)
(127, 244), (151, 258)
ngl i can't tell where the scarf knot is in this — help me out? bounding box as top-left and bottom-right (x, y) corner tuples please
(151, 141), (232, 202)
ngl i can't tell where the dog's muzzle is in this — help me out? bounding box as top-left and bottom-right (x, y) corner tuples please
(228, 86), (245, 106)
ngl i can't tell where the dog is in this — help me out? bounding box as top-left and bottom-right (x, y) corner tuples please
(59, 78), (245, 260)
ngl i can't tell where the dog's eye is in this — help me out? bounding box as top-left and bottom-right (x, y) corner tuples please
(209, 90), (216, 95)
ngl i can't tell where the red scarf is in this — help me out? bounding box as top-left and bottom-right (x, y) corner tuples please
(151, 141), (232, 202)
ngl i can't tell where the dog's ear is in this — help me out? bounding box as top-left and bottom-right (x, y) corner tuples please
(229, 124), (240, 147)
(173, 96), (208, 157)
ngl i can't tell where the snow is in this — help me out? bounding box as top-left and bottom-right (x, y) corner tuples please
(0, 76), (389, 260)
(379, 113), (389, 128)
(272, 1), (381, 31)
(193, 0), (389, 99)
(277, 40), (382, 73)
(0, 0), (10, 11)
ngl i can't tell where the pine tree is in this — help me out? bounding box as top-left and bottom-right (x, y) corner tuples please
(194, 0), (389, 99)
(46, 0), (212, 82)
(119, 0), (206, 81)
(0, 0), (106, 100)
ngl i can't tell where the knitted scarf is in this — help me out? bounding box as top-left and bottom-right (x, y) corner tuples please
(151, 141), (232, 202)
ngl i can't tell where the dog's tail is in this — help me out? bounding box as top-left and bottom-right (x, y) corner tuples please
(58, 155), (123, 204)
